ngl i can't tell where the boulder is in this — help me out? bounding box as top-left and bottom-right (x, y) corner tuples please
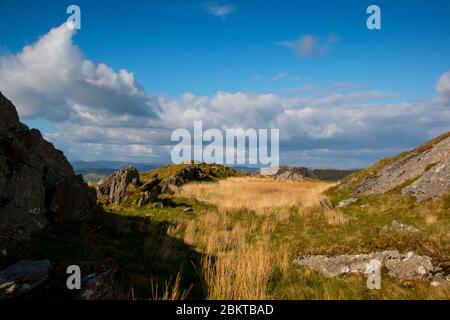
(78, 270), (114, 300)
(138, 177), (161, 192)
(96, 166), (140, 205)
(0, 92), (97, 250)
(294, 251), (441, 283)
(0, 260), (51, 299)
(138, 185), (162, 207)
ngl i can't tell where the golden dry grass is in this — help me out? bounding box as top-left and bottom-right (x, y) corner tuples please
(176, 177), (336, 299)
(179, 177), (336, 213)
(150, 273), (192, 300)
(180, 203), (282, 299)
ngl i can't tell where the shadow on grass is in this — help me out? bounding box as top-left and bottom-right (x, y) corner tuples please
(3, 208), (206, 300)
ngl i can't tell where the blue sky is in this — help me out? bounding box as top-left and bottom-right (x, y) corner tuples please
(1, 0), (450, 168)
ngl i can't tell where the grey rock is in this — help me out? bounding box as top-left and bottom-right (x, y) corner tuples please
(385, 251), (433, 281)
(0, 92), (97, 249)
(0, 260), (51, 299)
(380, 220), (421, 234)
(354, 133), (450, 200)
(268, 166), (316, 181)
(430, 273), (450, 288)
(402, 158), (450, 201)
(337, 198), (358, 208)
(96, 166), (140, 205)
(164, 166), (211, 187)
(294, 251), (394, 278)
(78, 270), (113, 300)
(294, 251), (441, 283)
(138, 177), (161, 192)
(138, 185), (162, 207)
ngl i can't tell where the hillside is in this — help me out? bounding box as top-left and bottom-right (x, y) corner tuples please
(96, 163), (245, 208)
(330, 131), (450, 201)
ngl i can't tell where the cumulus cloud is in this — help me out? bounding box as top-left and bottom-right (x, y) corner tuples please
(277, 34), (338, 58)
(202, 2), (235, 20)
(0, 23), (159, 122)
(1, 24), (450, 168)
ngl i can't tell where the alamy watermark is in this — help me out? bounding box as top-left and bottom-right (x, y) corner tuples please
(367, 5), (381, 30)
(66, 5), (81, 30)
(366, 259), (382, 290)
(171, 121), (280, 175)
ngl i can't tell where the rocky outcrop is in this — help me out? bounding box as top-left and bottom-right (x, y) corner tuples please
(96, 166), (140, 205)
(0, 92), (97, 250)
(0, 260), (51, 299)
(402, 158), (450, 201)
(294, 251), (444, 283)
(268, 166), (316, 182)
(164, 166), (212, 188)
(353, 132), (450, 201)
(97, 164), (242, 207)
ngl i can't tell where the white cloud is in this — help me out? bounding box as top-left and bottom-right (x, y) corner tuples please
(1, 24), (450, 168)
(0, 24), (158, 122)
(203, 2), (235, 20)
(437, 70), (450, 101)
(272, 72), (288, 81)
(277, 34), (338, 58)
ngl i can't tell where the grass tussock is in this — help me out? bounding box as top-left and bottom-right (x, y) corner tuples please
(150, 273), (193, 300)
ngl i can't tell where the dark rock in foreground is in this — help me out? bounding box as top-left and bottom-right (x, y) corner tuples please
(0, 260), (51, 300)
(0, 92), (97, 250)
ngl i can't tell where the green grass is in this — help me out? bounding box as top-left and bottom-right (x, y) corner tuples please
(140, 163), (245, 183)
(4, 160), (448, 300)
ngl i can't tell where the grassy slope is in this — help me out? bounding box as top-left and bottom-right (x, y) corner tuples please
(3, 158), (448, 300)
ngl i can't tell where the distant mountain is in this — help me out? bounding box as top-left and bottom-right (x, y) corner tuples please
(72, 160), (162, 172)
(312, 169), (359, 181)
(71, 161), (163, 183)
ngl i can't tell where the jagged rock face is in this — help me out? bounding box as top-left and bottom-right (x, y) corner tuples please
(402, 158), (450, 201)
(354, 133), (450, 201)
(0, 92), (97, 250)
(96, 166), (140, 205)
